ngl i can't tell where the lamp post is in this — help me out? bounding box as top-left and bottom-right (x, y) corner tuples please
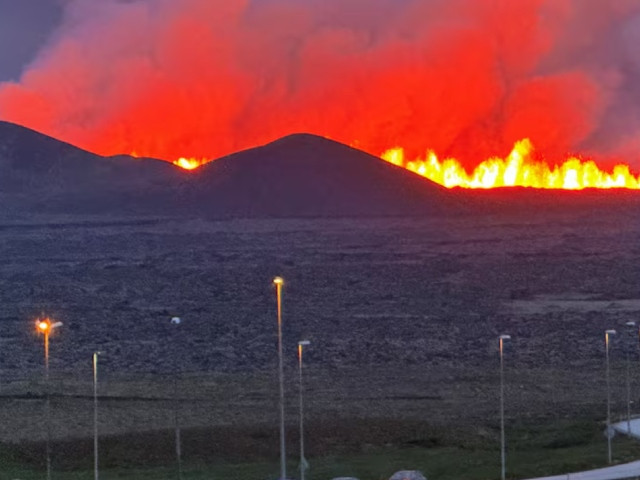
(298, 340), (311, 480)
(170, 316), (183, 480)
(499, 334), (511, 480)
(36, 317), (63, 480)
(93, 351), (103, 480)
(273, 276), (286, 480)
(625, 322), (636, 436)
(606, 329), (616, 464)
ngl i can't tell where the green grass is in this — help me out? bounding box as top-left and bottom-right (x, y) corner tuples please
(2, 418), (639, 480)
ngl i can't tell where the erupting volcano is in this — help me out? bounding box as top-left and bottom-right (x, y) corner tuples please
(1, 0), (640, 192)
(171, 138), (640, 190)
(382, 139), (640, 190)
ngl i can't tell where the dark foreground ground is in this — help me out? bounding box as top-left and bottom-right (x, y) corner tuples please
(0, 201), (639, 477)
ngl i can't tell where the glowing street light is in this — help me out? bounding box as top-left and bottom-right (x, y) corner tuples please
(93, 351), (103, 480)
(297, 340), (311, 480)
(273, 276), (286, 480)
(36, 317), (63, 480)
(605, 329), (617, 464)
(499, 334), (511, 480)
(170, 316), (183, 480)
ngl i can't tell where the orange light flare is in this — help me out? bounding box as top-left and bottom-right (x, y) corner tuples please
(35, 317), (63, 335)
(381, 139), (640, 190)
(37, 319), (50, 333)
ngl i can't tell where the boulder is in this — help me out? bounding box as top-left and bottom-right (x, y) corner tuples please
(389, 471), (427, 480)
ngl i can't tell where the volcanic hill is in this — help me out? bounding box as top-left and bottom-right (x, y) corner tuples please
(187, 133), (457, 218)
(0, 120), (183, 215)
(0, 122), (459, 218)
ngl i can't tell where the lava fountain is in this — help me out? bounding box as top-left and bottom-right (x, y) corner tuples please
(381, 139), (640, 190)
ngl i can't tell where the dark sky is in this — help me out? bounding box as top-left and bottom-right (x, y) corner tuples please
(0, 0), (63, 81)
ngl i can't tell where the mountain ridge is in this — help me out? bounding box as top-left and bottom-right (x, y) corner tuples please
(0, 121), (459, 218)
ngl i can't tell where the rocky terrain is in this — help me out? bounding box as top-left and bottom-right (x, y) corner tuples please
(0, 208), (637, 444)
(0, 121), (638, 472)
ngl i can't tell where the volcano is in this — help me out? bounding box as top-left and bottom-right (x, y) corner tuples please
(185, 133), (459, 218)
(0, 121), (184, 216)
(0, 122), (459, 218)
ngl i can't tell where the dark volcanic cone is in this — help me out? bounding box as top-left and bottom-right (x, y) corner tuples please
(0, 123), (459, 218)
(0, 120), (185, 215)
(188, 133), (459, 218)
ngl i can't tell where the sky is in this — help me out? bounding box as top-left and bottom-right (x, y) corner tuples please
(2, 0), (640, 170)
(0, 0), (63, 82)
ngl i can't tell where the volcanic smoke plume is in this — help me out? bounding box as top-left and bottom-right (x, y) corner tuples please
(2, 0), (640, 177)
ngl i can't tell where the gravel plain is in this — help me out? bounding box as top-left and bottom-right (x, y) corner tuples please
(0, 207), (638, 453)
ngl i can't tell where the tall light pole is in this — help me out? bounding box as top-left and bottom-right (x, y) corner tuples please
(625, 322), (636, 436)
(499, 334), (511, 480)
(170, 316), (183, 480)
(36, 317), (63, 480)
(93, 351), (103, 480)
(273, 276), (286, 480)
(298, 340), (311, 480)
(606, 329), (616, 464)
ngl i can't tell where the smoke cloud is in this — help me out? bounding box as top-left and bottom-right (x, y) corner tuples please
(1, 0), (640, 168)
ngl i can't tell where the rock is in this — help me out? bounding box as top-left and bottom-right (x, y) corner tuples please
(389, 471), (427, 480)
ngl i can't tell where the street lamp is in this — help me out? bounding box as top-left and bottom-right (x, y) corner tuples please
(273, 276), (286, 480)
(93, 351), (103, 480)
(605, 329), (617, 464)
(36, 317), (63, 480)
(170, 316), (183, 480)
(499, 334), (511, 480)
(297, 340), (311, 480)
(625, 322), (636, 436)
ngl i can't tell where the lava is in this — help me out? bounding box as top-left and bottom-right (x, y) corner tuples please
(173, 157), (209, 170)
(2, 0), (640, 191)
(170, 138), (640, 190)
(382, 139), (640, 190)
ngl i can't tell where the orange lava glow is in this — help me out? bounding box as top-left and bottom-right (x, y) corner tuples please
(172, 157), (208, 170)
(382, 139), (640, 190)
(2, 2), (640, 191)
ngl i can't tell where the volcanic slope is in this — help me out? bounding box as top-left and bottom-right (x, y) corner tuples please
(0, 120), (185, 215)
(0, 123), (459, 218)
(188, 133), (459, 218)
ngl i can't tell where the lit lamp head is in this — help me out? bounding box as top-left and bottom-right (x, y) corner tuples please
(37, 319), (50, 333)
(36, 318), (63, 334)
(298, 340), (311, 360)
(498, 334), (511, 353)
(273, 276), (284, 286)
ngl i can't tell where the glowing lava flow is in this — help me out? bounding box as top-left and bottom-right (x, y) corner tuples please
(173, 157), (209, 170)
(166, 138), (640, 189)
(382, 139), (640, 189)
(130, 151), (208, 170)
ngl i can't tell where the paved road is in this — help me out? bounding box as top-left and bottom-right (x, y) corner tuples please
(523, 419), (640, 480)
(612, 418), (640, 439)
(524, 460), (640, 480)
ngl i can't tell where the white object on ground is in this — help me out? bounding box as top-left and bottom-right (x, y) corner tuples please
(389, 471), (427, 480)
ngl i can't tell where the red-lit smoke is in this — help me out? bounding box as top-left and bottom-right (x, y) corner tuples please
(1, 0), (640, 170)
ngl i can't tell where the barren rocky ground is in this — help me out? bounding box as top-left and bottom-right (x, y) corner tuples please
(0, 205), (638, 465)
